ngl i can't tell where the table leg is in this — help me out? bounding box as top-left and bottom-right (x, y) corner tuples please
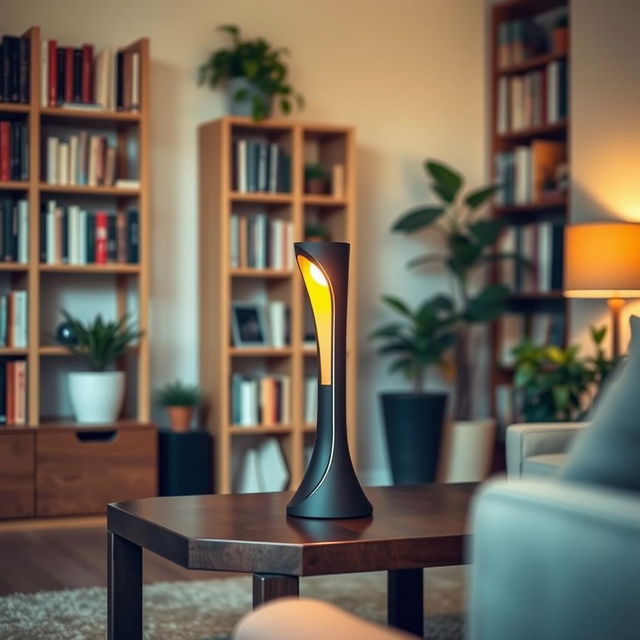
(388, 568), (423, 636)
(253, 573), (299, 608)
(108, 531), (142, 640)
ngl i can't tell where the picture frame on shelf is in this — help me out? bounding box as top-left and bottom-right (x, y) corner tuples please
(231, 303), (267, 347)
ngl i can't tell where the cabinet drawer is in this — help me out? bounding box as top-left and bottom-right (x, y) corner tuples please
(0, 432), (35, 519)
(36, 426), (157, 516)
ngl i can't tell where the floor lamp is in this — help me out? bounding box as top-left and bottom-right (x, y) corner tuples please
(564, 222), (640, 357)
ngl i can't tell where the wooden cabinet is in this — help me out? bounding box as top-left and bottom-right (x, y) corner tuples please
(0, 431), (35, 518)
(35, 423), (157, 517)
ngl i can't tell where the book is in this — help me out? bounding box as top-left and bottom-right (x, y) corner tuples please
(95, 211), (108, 263)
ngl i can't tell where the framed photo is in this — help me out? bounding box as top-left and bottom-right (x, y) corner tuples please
(231, 303), (267, 347)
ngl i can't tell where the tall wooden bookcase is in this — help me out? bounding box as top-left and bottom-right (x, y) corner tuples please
(488, 0), (570, 425)
(0, 26), (154, 521)
(199, 116), (357, 494)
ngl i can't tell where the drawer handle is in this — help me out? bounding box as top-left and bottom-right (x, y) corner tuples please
(75, 430), (118, 443)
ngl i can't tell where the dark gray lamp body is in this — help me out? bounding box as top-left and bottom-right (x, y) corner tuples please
(286, 242), (372, 519)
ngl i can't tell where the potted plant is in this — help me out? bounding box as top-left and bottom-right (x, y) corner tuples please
(304, 164), (329, 194)
(553, 14), (569, 55)
(513, 325), (619, 422)
(157, 381), (203, 432)
(304, 222), (331, 242)
(54, 310), (143, 424)
(370, 294), (455, 484)
(392, 159), (515, 422)
(198, 24), (304, 121)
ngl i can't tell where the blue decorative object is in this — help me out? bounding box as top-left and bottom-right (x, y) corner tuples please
(55, 321), (78, 345)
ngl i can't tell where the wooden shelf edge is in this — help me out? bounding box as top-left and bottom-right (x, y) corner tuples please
(0, 181), (29, 190)
(39, 263), (141, 274)
(229, 425), (292, 435)
(229, 347), (293, 357)
(229, 191), (293, 203)
(494, 196), (568, 216)
(497, 121), (568, 142)
(39, 183), (140, 196)
(497, 52), (568, 76)
(40, 107), (141, 122)
(0, 103), (30, 113)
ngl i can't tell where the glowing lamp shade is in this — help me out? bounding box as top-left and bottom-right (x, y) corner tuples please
(564, 222), (640, 356)
(287, 242), (372, 519)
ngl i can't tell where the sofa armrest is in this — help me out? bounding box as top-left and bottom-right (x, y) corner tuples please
(233, 597), (418, 640)
(505, 422), (588, 478)
(468, 479), (640, 640)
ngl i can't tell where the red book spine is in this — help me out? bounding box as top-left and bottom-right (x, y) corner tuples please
(64, 47), (74, 103)
(0, 122), (10, 181)
(95, 211), (108, 264)
(82, 44), (93, 103)
(48, 40), (58, 107)
(14, 360), (25, 426)
(6, 361), (14, 425)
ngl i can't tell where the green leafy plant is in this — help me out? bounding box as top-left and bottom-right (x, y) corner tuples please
(304, 222), (331, 241)
(198, 24), (304, 121)
(369, 295), (455, 392)
(54, 310), (143, 372)
(304, 164), (328, 181)
(513, 325), (619, 422)
(157, 381), (203, 407)
(392, 160), (517, 419)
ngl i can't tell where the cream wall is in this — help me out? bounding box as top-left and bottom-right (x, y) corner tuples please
(4, 0), (486, 484)
(571, 0), (640, 351)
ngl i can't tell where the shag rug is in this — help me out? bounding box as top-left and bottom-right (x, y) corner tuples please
(0, 572), (465, 640)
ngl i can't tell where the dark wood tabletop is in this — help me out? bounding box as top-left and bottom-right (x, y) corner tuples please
(107, 482), (476, 576)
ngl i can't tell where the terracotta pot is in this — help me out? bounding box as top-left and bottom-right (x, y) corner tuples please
(305, 178), (326, 194)
(167, 406), (193, 432)
(553, 27), (569, 55)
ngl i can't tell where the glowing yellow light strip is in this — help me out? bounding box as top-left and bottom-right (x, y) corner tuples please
(297, 255), (333, 385)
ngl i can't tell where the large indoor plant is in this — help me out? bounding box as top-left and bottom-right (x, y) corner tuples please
(198, 24), (304, 121)
(370, 294), (455, 484)
(55, 310), (143, 423)
(392, 159), (515, 421)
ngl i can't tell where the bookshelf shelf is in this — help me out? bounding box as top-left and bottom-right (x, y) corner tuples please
(39, 264), (140, 274)
(200, 116), (357, 494)
(0, 181), (29, 191)
(39, 184), (140, 196)
(230, 268), (292, 279)
(40, 107), (141, 123)
(229, 192), (292, 204)
(0, 263), (28, 271)
(489, 0), (570, 428)
(0, 347), (29, 356)
(498, 52), (568, 76)
(0, 104), (30, 114)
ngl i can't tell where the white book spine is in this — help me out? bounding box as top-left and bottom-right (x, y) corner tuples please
(240, 380), (253, 426)
(238, 140), (247, 193)
(14, 292), (27, 348)
(547, 62), (558, 124)
(68, 135), (78, 186)
(538, 222), (552, 292)
(41, 40), (49, 108)
(46, 202), (56, 264)
(268, 143), (278, 193)
(47, 137), (59, 184)
(497, 77), (509, 134)
(268, 301), (285, 348)
(230, 214), (239, 268)
(78, 210), (87, 265)
(17, 200), (28, 264)
(131, 52), (140, 110)
(58, 142), (69, 185)
(68, 205), (80, 265)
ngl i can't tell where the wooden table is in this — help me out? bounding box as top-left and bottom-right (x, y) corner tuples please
(107, 483), (476, 639)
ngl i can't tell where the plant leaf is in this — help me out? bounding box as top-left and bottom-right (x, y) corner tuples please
(464, 284), (509, 322)
(392, 206), (444, 233)
(464, 185), (500, 209)
(406, 253), (444, 269)
(468, 219), (503, 246)
(381, 296), (412, 317)
(425, 160), (463, 203)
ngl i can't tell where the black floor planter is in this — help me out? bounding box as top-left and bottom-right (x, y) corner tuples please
(381, 392), (448, 485)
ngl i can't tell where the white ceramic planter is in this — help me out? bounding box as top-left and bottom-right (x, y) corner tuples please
(68, 371), (125, 424)
(440, 418), (496, 483)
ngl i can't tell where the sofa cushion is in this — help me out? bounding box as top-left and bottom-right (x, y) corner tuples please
(562, 315), (640, 492)
(522, 453), (567, 478)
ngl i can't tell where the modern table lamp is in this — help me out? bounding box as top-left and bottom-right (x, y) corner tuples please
(287, 242), (372, 519)
(564, 222), (640, 356)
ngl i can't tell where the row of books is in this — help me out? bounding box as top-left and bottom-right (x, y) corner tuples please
(231, 301), (290, 348)
(0, 35), (29, 104)
(41, 40), (140, 111)
(498, 312), (566, 367)
(234, 438), (289, 493)
(45, 134), (121, 187)
(232, 139), (292, 193)
(0, 360), (27, 425)
(0, 120), (29, 181)
(230, 214), (294, 270)
(0, 291), (28, 348)
(496, 19), (551, 69)
(496, 62), (568, 134)
(40, 203), (139, 265)
(0, 198), (28, 263)
(494, 140), (566, 206)
(230, 374), (291, 426)
(498, 222), (564, 294)
(304, 376), (318, 424)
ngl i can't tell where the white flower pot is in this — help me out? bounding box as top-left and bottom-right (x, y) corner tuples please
(68, 371), (125, 424)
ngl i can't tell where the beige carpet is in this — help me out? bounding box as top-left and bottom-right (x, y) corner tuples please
(0, 568), (467, 639)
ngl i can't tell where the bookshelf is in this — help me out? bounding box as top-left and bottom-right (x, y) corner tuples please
(489, 0), (570, 429)
(199, 116), (357, 494)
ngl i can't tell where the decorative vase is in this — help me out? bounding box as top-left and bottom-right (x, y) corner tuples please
(167, 406), (193, 432)
(227, 77), (272, 118)
(68, 371), (125, 424)
(381, 392), (447, 485)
